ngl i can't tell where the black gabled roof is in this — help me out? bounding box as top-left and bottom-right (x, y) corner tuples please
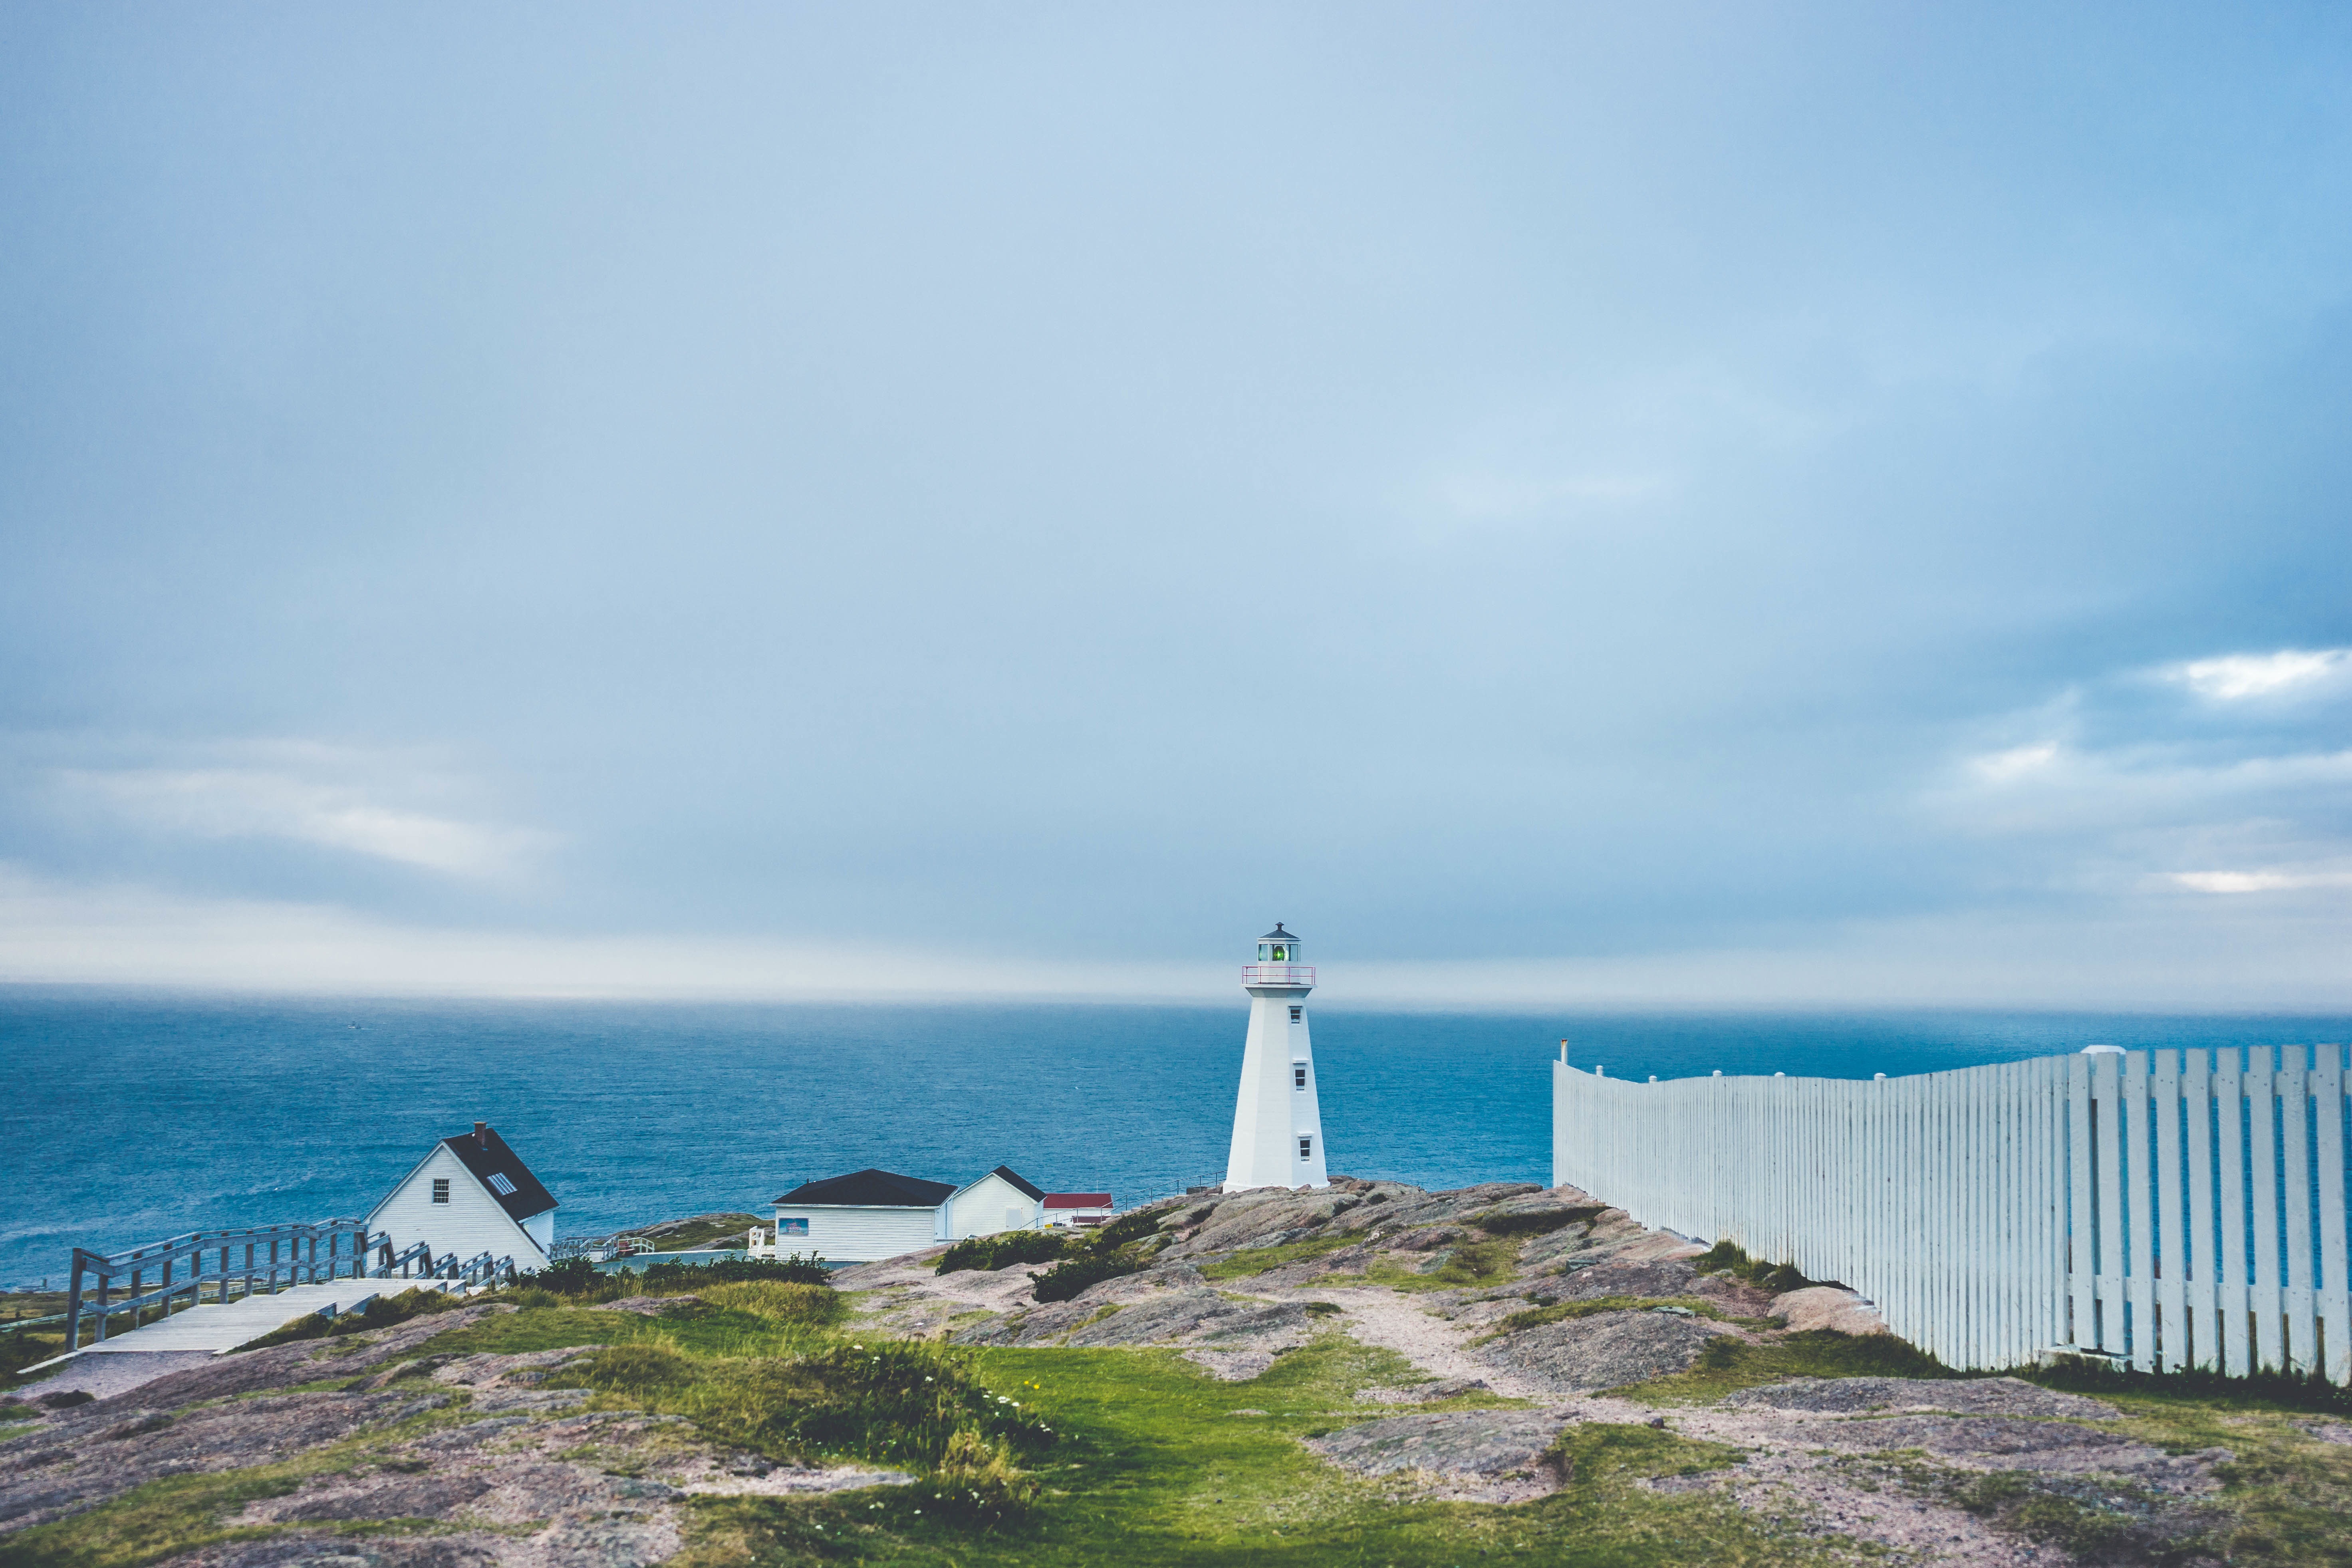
(1261, 923), (1296, 941)
(772, 1168), (957, 1208)
(980, 1165), (1044, 1201)
(443, 1124), (557, 1223)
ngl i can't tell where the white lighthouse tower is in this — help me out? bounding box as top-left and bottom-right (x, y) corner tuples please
(1223, 923), (1329, 1192)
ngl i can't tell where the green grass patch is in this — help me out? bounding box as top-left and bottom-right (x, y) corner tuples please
(1546, 1420), (1745, 1484)
(1612, 1328), (1956, 1405)
(1473, 1295), (1737, 1343)
(661, 1333), (1845, 1565)
(1364, 1236), (1521, 1292)
(937, 1232), (1069, 1275)
(635, 1213), (768, 1251)
(229, 1286), (469, 1353)
(1196, 1232), (1357, 1281)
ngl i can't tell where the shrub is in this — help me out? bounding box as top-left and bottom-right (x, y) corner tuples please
(1090, 1209), (1165, 1249)
(1477, 1205), (1604, 1237)
(520, 1256), (603, 1294)
(936, 1231), (1068, 1275)
(641, 1254), (830, 1291)
(1692, 1239), (1827, 1294)
(1032, 1253), (1142, 1303)
(688, 1340), (1052, 1469)
(700, 1280), (843, 1324)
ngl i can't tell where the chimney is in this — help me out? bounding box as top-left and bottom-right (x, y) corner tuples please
(474, 1121), (489, 1150)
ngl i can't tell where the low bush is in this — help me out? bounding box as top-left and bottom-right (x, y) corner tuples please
(641, 1254), (830, 1291)
(230, 1286), (467, 1353)
(1090, 1208), (1166, 1249)
(520, 1256), (603, 1294)
(699, 1280), (843, 1324)
(936, 1231), (1068, 1275)
(1033, 1253), (1143, 1303)
(1692, 1239), (1828, 1294)
(1477, 1205), (1605, 1237)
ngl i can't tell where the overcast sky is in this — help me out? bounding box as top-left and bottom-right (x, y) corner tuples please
(2, 4), (2348, 1008)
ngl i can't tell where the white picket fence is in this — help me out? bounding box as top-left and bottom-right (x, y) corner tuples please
(1551, 1044), (2352, 1380)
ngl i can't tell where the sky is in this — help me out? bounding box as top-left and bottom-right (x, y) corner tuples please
(1, 4), (2348, 1010)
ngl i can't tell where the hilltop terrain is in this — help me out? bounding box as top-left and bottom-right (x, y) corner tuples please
(5, 1179), (2350, 1567)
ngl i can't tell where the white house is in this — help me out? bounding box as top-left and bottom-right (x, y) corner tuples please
(367, 1121), (556, 1274)
(760, 1168), (959, 1264)
(941, 1165), (1045, 1240)
(752, 1164), (1056, 1263)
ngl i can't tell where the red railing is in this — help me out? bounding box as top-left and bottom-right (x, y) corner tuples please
(1242, 964), (1315, 988)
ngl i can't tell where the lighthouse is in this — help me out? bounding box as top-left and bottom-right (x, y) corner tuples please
(1223, 924), (1329, 1191)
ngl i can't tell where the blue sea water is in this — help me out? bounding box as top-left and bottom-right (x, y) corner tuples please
(3, 988), (2347, 1288)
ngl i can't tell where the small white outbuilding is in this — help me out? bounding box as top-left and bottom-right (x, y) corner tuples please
(759, 1164), (1054, 1263)
(366, 1121), (557, 1273)
(940, 1165), (1046, 1240)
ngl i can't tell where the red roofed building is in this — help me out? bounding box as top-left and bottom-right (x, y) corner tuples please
(1042, 1193), (1114, 1229)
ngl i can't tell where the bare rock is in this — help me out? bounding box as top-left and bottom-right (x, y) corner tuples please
(1534, 1257), (1703, 1302)
(1723, 1375), (2118, 1420)
(1474, 1309), (1731, 1393)
(1306, 1409), (1567, 1503)
(1767, 1285), (1889, 1336)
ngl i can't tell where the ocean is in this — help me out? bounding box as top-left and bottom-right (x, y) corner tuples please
(5, 988), (2348, 1289)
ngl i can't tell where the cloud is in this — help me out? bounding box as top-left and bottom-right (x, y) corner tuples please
(1968, 741), (2061, 784)
(2167, 869), (2352, 895)
(45, 742), (547, 880)
(2167, 648), (2351, 701)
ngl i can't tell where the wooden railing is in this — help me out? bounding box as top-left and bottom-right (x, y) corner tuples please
(66, 1219), (370, 1350)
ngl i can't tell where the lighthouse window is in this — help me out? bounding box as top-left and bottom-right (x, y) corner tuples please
(1288, 1006), (1302, 1022)
(1298, 1137), (1313, 1160)
(1293, 1064), (1307, 1089)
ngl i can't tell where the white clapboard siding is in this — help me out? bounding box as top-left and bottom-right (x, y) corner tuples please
(367, 1145), (548, 1272)
(771, 1205), (940, 1264)
(1551, 1043), (2352, 1377)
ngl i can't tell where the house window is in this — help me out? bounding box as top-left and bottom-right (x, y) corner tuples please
(778, 1218), (810, 1236)
(1298, 1136), (1313, 1160)
(1289, 1006), (1302, 1022)
(1294, 1064), (1307, 1089)
(432, 1179), (450, 1204)
(488, 1172), (518, 1196)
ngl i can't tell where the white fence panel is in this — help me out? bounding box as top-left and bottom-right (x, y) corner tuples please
(1552, 1043), (2352, 1377)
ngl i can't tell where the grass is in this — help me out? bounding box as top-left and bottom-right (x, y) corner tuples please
(1471, 1295), (1755, 1343)
(653, 1336), (1842, 1566)
(1364, 1236), (1522, 1292)
(1611, 1328), (1957, 1404)
(229, 1285), (469, 1353)
(936, 1232), (1068, 1275)
(635, 1213), (768, 1251)
(1196, 1232), (1358, 1281)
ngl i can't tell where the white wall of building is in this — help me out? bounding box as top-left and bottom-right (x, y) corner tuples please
(943, 1174), (1043, 1240)
(1225, 986), (1328, 1191)
(768, 1203), (941, 1263)
(367, 1145), (550, 1273)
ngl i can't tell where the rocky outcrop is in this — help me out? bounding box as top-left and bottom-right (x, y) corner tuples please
(1305, 1409), (1568, 1503)
(0, 1310), (913, 1568)
(1473, 1308), (1732, 1393)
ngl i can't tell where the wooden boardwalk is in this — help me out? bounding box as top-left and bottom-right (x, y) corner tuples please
(72, 1281), (380, 1354)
